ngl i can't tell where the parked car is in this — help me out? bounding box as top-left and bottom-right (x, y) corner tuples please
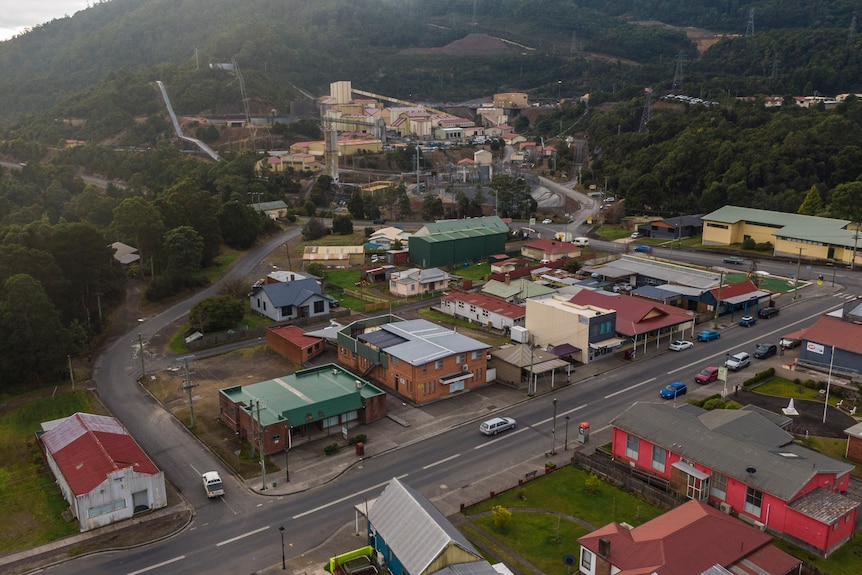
(695, 366), (720, 384)
(723, 256), (745, 265)
(739, 316), (758, 327)
(660, 381), (687, 399)
(758, 306), (779, 319)
(697, 329), (721, 342)
(480, 417), (516, 436)
(754, 342), (778, 359)
(669, 340), (694, 352)
(372, 218), (386, 225)
(541, 218), (553, 224)
(612, 283), (633, 293)
(630, 232), (641, 239)
(634, 245), (652, 253)
(725, 352), (751, 371)
(780, 337), (802, 349)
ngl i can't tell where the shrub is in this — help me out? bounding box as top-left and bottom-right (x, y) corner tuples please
(742, 237), (756, 250)
(584, 474), (602, 495)
(743, 367), (775, 386)
(755, 241), (773, 252)
(347, 434), (367, 445)
(323, 443), (340, 456)
(703, 397), (727, 410)
(491, 505), (512, 530)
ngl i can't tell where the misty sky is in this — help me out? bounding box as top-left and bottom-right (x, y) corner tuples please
(0, 1), (93, 41)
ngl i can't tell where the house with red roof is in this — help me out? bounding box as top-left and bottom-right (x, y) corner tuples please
(707, 279), (774, 319)
(567, 290), (696, 353)
(521, 238), (581, 262)
(578, 499), (802, 575)
(611, 402), (858, 557)
(795, 297), (862, 376)
(266, 324), (325, 365)
(38, 413), (166, 532)
(439, 290), (526, 332)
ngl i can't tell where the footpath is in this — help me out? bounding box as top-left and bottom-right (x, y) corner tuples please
(3, 282), (855, 575)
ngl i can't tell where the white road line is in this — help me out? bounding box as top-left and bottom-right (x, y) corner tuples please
(534, 404), (588, 426)
(604, 377), (656, 399)
(423, 454), (461, 470)
(216, 526), (270, 547)
(474, 427), (528, 449)
(292, 474), (408, 519)
(126, 556), (186, 574)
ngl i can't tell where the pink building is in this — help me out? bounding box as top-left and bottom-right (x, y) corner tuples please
(611, 402), (858, 557)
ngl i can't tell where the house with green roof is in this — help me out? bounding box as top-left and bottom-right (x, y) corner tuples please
(702, 206), (861, 265)
(408, 216), (508, 268)
(218, 364), (386, 456)
(481, 276), (556, 303)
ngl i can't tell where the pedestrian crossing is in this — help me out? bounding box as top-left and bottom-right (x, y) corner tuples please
(832, 292), (859, 299)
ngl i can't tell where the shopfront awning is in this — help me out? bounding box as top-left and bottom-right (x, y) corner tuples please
(528, 358), (570, 374)
(589, 337), (625, 350)
(440, 372), (472, 385)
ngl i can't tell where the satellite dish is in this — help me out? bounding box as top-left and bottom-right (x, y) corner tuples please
(563, 554), (576, 566)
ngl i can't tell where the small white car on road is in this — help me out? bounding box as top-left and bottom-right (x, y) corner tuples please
(669, 340), (694, 352)
(480, 417), (516, 436)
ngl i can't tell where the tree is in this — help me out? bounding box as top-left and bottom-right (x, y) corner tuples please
(156, 179), (222, 267)
(0, 274), (72, 390)
(164, 226), (204, 284)
(797, 185), (823, 215)
(347, 193), (365, 220)
(421, 195), (444, 221)
(218, 201), (263, 249)
(305, 262), (325, 278)
(112, 197), (165, 277)
(332, 214), (353, 235)
(189, 295), (244, 333)
(302, 217), (326, 241)
(829, 182), (862, 222)
(491, 505), (512, 530)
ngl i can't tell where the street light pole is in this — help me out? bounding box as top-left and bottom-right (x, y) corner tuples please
(279, 526), (286, 570)
(564, 415), (570, 451)
(550, 398), (558, 455)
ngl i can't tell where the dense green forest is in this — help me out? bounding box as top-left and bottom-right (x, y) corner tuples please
(0, 0), (861, 391)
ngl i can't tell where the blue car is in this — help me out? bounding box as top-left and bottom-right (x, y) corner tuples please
(660, 382), (687, 399)
(697, 329), (721, 342)
(739, 316), (758, 327)
(633, 245), (652, 253)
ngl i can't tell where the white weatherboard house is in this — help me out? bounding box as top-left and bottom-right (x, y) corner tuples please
(39, 413), (167, 532)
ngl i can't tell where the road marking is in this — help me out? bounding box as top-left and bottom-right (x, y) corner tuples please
(423, 454), (461, 469)
(216, 526), (269, 547)
(474, 427), (528, 449)
(534, 404), (588, 426)
(126, 556), (185, 574)
(292, 474), (408, 519)
(604, 378), (656, 399)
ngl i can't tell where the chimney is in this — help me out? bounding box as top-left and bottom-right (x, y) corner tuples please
(598, 537), (610, 558)
(505, 273), (510, 285)
(291, 273), (295, 281)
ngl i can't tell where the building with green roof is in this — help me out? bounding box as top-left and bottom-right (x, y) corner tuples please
(702, 205), (861, 265)
(218, 364), (386, 456)
(409, 216), (508, 268)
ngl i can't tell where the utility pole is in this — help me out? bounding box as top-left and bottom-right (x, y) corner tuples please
(550, 398), (558, 455)
(181, 356), (196, 428)
(138, 334), (146, 379)
(713, 271), (724, 329)
(852, 226), (859, 271)
(794, 248), (802, 299)
(68, 355), (75, 391)
(257, 400), (267, 491)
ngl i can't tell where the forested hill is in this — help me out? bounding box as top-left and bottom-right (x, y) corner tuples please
(0, 0), (859, 124)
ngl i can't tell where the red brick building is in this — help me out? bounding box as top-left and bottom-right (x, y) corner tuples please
(266, 325), (325, 365)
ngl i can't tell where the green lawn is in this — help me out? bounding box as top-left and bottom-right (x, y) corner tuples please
(724, 272), (803, 294)
(0, 390), (93, 552)
(450, 262), (491, 281)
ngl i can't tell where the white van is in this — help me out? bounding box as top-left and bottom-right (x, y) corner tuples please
(573, 237), (589, 247)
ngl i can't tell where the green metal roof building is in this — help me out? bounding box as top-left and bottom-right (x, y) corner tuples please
(218, 363), (387, 455)
(409, 216), (509, 268)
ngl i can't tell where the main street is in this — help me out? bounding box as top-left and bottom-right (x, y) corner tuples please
(45, 233), (855, 574)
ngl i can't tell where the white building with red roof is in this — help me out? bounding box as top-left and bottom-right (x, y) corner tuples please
(439, 290), (526, 332)
(39, 413), (167, 532)
(521, 238), (581, 262)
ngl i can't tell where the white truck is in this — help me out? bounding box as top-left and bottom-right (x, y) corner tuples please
(202, 471), (224, 498)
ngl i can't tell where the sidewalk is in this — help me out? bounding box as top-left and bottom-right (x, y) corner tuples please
(4, 281), (842, 574)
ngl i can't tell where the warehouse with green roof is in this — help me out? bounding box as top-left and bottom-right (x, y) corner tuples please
(409, 216), (509, 268)
(218, 364), (387, 456)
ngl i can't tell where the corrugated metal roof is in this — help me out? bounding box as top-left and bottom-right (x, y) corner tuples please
(481, 278), (555, 300)
(369, 478), (482, 575)
(378, 319), (489, 365)
(612, 403), (854, 501)
(219, 364), (384, 427)
(702, 206), (861, 248)
(413, 216), (509, 237)
(41, 413), (160, 495)
(788, 487), (860, 524)
(591, 255), (721, 289)
(255, 278), (323, 307)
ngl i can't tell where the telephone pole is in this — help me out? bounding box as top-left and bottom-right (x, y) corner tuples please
(257, 400), (267, 490)
(181, 356), (197, 428)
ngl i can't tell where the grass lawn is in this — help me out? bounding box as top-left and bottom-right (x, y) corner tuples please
(418, 308), (509, 347)
(323, 269), (362, 290)
(595, 224), (632, 241)
(724, 272), (802, 294)
(775, 532), (862, 575)
(0, 390), (99, 552)
(749, 376), (838, 405)
(450, 262), (491, 281)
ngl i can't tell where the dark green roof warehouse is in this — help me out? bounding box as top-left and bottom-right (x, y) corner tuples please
(408, 216), (509, 268)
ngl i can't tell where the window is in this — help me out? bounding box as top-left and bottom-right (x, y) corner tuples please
(651, 446), (666, 473)
(687, 475), (707, 500)
(456, 354), (465, 364)
(272, 434), (280, 444)
(313, 300), (325, 313)
(472, 350), (482, 360)
(343, 411), (357, 422)
(626, 434), (639, 459)
(87, 499), (126, 518)
(744, 486), (763, 516)
(581, 549), (593, 570)
(422, 364), (427, 374)
(710, 473), (727, 500)
(435, 359), (443, 370)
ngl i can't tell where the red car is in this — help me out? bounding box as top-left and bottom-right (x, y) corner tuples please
(695, 366), (719, 384)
